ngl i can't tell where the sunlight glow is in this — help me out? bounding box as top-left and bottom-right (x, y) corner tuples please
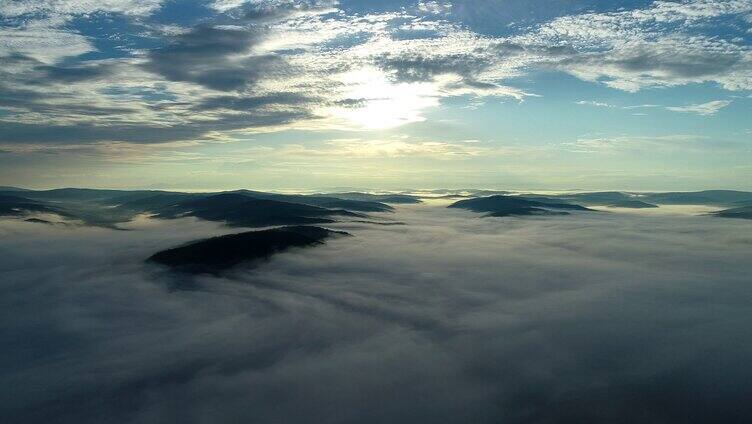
(326, 67), (440, 130)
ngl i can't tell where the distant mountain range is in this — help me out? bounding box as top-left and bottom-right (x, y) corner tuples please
(321, 192), (422, 204)
(447, 190), (752, 219)
(150, 193), (362, 227)
(0, 194), (72, 218)
(5, 187), (750, 276)
(607, 200), (658, 209)
(0, 187), (413, 228)
(537, 190), (752, 207)
(448, 195), (593, 217)
(3, 188), (752, 226)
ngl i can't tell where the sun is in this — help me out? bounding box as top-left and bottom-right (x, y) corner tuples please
(327, 67), (439, 130)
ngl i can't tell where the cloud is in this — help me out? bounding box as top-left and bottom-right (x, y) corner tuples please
(574, 99), (734, 116)
(35, 63), (116, 83)
(0, 0), (164, 18)
(1, 206), (752, 423)
(276, 137), (495, 159)
(666, 99), (733, 115)
(512, 1), (752, 91)
(417, 1), (452, 15)
(575, 100), (615, 108)
(561, 134), (726, 153)
(142, 26), (277, 91)
(193, 92), (317, 112)
(0, 26), (93, 63)
(1, 0), (751, 153)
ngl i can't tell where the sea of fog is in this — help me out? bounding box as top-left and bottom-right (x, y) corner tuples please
(1, 204), (751, 423)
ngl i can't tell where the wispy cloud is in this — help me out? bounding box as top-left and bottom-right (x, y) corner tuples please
(575, 100), (615, 108)
(666, 100), (733, 116)
(563, 134), (717, 153)
(575, 99), (734, 117)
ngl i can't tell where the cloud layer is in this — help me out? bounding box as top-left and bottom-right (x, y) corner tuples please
(1, 0), (750, 150)
(2, 205), (752, 423)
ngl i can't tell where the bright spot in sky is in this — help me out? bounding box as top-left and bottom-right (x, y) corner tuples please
(327, 67), (439, 130)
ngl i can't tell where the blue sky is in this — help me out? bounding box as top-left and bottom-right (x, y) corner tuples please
(0, 0), (750, 190)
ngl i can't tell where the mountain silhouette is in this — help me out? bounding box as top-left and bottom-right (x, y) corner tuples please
(449, 195), (592, 217)
(640, 190), (752, 206)
(327, 192), (422, 204)
(0, 194), (71, 218)
(710, 205), (752, 220)
(539, 191), (632, 205)
(148, 225), (350, 274)
(521, 190), (752, 207)
(5, 187), (752, 226)
(607, 200), (658, 208)
(0, 188), (390, 227)
(226, 190), (395, 212)
(150, 193), (363, 227)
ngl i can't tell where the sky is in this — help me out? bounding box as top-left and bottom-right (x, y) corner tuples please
(0, 0), (751, 191)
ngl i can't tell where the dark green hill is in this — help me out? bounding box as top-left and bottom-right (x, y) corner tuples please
(449, 195), (592, 217)
(552, 191), (632, 205)
(326, 192), (422, 204)
(152, 193), (363, 227)
(522, 190), (752, 207)
(148, 226), (349, 274)
(0, 188), (386, 227)
(229, 190), (394, 212)
(0, 188), (161, 202)
(608, 200), (658, 209)
(641, 190), (752, 206)
(0, 194), (71, 218)
(710, 205), (752, 220)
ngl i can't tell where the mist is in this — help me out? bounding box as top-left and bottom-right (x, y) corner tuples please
(2, 205), (752, 423)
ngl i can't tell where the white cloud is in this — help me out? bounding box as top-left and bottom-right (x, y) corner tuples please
(417, 1), (452, 15)
(0, 0), (163, 18)
(562, 134), (721, 153)
(666, 100), (732, 115)
(575, 100), (615, 108)
(512, 1), (752, 91)
(226, 136), (495, 160)
(0, 26), (93, 63)
(210, 0), (249, 11)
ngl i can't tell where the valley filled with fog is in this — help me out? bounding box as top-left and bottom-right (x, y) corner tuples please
(2, 199), (751, 423)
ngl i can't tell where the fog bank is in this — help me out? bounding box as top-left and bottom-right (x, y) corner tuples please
(2, 206), (751, 423)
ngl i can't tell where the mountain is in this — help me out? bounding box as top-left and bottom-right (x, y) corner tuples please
(710, 205), (752, 220)
(230, 190), (394, 212)
(558, 191), (634, 205)
(522, 190), (752, 207)
(110, 192), (200, 211)
(148, 226), (349, 274)
(326, 192), (422, 204)
(0, 188), (163, 202)
(639, 190), (752, 206)
(0, 194), (71, 218)
(151, 193), (364, 227)
(0, 188), (394, 213)
(114, 192), (382, 225)
(607, 200), (658, 208)
(0, 188), (386, 227)
(467, 190), (513, 196)
(448, 195), (592, 217)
